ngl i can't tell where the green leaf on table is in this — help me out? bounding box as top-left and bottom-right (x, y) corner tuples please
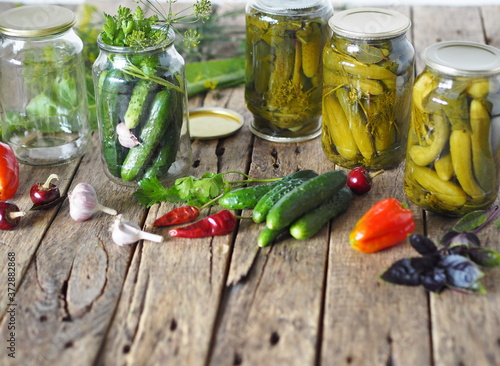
(186, 58), (245, 97)
(452, 209), (489, 232)
(134, 176), (183, 207)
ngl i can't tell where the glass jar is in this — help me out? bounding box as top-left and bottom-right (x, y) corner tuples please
(92, 27), (191, 187)
(0, 5), (89, 166)
(322, 8), (414, 169)
(245, 0), (333, 142)
(404, 41), (500, 216)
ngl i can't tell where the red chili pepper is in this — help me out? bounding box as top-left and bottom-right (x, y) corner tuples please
(0, 142), (19, 200)
(153, 206), (200, 227)
(169, 209), (237, 238)
(349, 198), (415, 253)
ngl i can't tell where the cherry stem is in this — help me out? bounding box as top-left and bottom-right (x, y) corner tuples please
(42, 173), (59, 190)
(369, 169), (384, 179)
(9, 211), (26, 220)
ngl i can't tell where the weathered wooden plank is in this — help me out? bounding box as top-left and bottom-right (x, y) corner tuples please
(209, 133), (331, 365)
(96, 86), (254, 365)
(482, 6), (500, 49)
(0, 134), (145, 365)
(412, 6), (484, 73)
(320, 6), (432, 366)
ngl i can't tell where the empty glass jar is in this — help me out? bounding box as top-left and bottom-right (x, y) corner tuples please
(0, 5), (89, 166)
(404, 41), (500, 216)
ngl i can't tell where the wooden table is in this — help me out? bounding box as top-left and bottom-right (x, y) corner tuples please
(1, 2), (499, 365)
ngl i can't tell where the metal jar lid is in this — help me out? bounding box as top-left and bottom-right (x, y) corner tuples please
(189, 108), (244, 140)
(422, 41), (500, 77)
(0, 5), (76, 38)
(248, 0), (331, 17)
(329, 7), (411, 40)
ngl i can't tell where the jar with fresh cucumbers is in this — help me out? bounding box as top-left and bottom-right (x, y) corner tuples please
(404, 41), (500, 216)
(92, 6), (192, 186)
(322, 8), (414, 170)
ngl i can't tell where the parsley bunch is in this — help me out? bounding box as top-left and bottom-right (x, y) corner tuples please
(134, 172), (282, 208)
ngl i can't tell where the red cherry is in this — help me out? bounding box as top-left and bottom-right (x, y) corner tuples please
(0, 201), (25, 230)
(30, 174), (60, 206)
(347, 167), (372, 195)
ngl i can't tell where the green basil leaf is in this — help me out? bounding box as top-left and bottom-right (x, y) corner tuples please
(452, 209), (489, 232)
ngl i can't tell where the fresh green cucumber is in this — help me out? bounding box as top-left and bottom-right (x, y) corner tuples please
(252, 177), (311, 223)
(144, 89), (183, 179)
(219, 169), (318, 210)
(258, 227), (287, 248)
(121, 88), (173, 181)
(266, 170), (347, 231)
(98, 69), (130, 177)
(124, 79), (157, 129)
(289, 186), (353, 240)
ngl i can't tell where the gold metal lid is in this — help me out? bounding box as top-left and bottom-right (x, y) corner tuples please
(189, 108), (244, 140)
(0, 5), (76, 38)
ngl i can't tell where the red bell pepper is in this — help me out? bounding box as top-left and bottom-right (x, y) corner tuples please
(153, 206), (200, 227)
(0, 142), (19, 200)
(169, 209), (237, 238)
(350, 198), (415, 253)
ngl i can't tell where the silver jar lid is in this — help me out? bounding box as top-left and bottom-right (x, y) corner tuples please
(248, 0), (331, 16)
(0, 5), (76, 38)
(422, 41), (500, 77)
(329, 7), (411, 40)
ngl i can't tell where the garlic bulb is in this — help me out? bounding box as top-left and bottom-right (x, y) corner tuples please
(111, 215), (163, 246)
(69, 183), (118, 221)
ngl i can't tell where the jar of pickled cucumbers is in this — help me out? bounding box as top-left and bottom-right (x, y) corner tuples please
(404, 41), (500, 216)
(245, 0), (333, 142)
(322, 8), (414, 169)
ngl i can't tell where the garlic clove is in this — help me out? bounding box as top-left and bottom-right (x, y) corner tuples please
(116, 122), (140, 148)
(111, 215), (163, 246)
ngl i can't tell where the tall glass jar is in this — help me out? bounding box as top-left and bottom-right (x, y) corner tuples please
(245, 0), (333, 142)
(322, 8), (414, 170)
(404, 41), (500, 216)
(0, 5), (89, 166)
(92, 27), (191, 187)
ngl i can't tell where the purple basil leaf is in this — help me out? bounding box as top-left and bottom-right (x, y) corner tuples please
(439, 255), (484, 291)
(440, 230), (459, 247)
(380, 258), (421, 286)
(420, 266), (447, 293)
(409, 234), (438, 256)
(29, 195), (67, 211)
(446, 232), (480, 249)
(466, 248), (500, 268)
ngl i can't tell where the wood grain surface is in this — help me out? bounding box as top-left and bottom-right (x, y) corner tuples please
(0, 2), (499, 366)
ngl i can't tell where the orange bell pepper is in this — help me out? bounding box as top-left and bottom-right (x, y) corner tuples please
(350, 198), (415, 253)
